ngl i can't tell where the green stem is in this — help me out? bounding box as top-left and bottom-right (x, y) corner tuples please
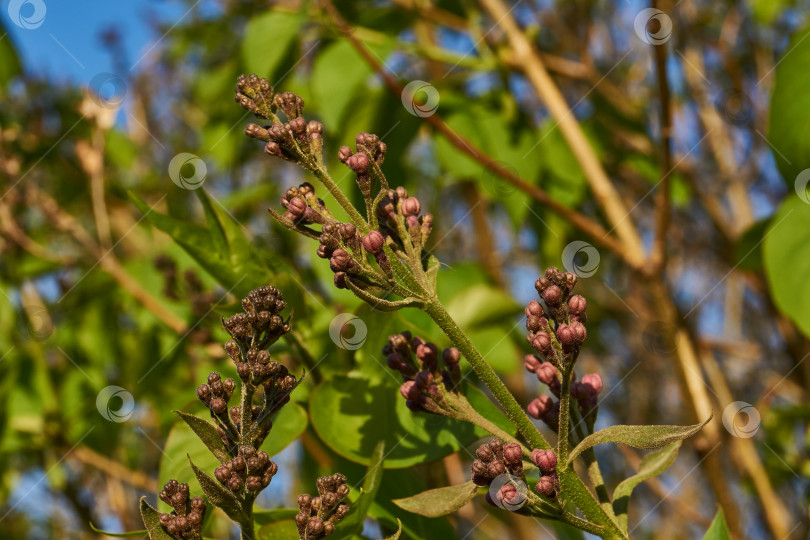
(557, 368), (573, 462)
(571, 404), (616, 520)
(311, 164), (369, 233)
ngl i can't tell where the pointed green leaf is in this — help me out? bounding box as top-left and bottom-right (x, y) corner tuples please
(90, 522), (147, 537)
(196, 189), (229, 260)
(174, 410), (231, 463)
(189, 456), (248, 523)
(261, 402), (308, 457)
(393, 481), (479, 518)
(702, 509), (731, 540)
(567, 417), (710, 465)
(253, 508), (299, 527)
(139, 497), (174, 540)
(612, 442), (681, 530)
(257, 520), (299, 540)
(331, 441), (386, 539)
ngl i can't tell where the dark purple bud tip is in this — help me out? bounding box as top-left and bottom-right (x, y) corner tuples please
(531, 332), (551, 353)
(287, 196), (308, 217)
(362, 230), (385, 254)
(531, 449), (557, 474)
(527, 395), (554, 419)
(400, 381), (421, 400)
(535, 363), (557, 385)
(571, 320), (587, 343)
(524, 354), (541, 373)
(442, 347), (461, 366)
(401, 197), (421, 217)
(502, 443), (522, 465)
(338, 146), (353, 163)
(542, 285), (563, 306)
(525, 301), (544, 318)
(568, 294), (587, 315)
(535, 476), (557, 498)
(346, 153), (370, 173)
(556, 324), (575, 347)
(581, 373), (603, 395)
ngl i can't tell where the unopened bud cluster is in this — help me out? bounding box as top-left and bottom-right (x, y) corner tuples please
(471, 438), (524, 486)
(237, 74), (324, 163)
(338, 132), (387, 196)
(214, 445), (278, 495)
(295, 474), (351, 539)
(383, 331), (461, 413)
(530, 449), (559, 498)
(375, 186), (433, 254)
(158, 480), (206, 539)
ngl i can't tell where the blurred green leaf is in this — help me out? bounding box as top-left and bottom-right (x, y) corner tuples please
(139, 497), (174, 540)
(702, 509), (731, 540)
(764, 197), (810, 337)
(331, 440), (386, 539)
(174, 410), (230, 464)
(392, 480), (479, 518)
(242, 11), (303, 79)
(261, 402), (308, 457)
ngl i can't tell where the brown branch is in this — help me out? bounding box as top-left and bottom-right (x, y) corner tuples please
(475, 0), (646, 267)
(319, 0), (641, 271)
(650, 0), (673, 273)
(71, 445), (158, 492)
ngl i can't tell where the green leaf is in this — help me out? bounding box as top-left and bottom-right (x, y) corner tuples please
(444, 284), (522, 330)
(89, 522), (147, 537)
(734, 218), (771, 271)
(139, 497), (174, 540)
(309, 375), (489, 467)
(253, 508), (299, 527)
(189, 456), (248, 523)
(242, 11), (303, 78)
(331, 441), (386, 539)
(392, 481), (479, 518)
(174, 410), (230, 463)
(768, 26), (810, 185)
(257, 520), (299, 540)
(159, 416), (220, 509)
(312, 40), (373, 130)
(612, 442), (681, 530)
(702, 509), (731, 540)
(567, 417), (710, 465)
(764, 197), (810, 337)
(261, 402), (308, 457)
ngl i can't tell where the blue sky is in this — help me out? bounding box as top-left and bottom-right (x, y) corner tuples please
(2, 0), (210, 84)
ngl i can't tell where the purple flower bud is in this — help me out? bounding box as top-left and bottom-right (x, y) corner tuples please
(338, 146), (353, 163)
(526, 316), (544, 333)
(531, 449), (557, 474)
(289, 117), (306, 134)
(568, 294), (587, 315)
(333, 272), (347, 289)
(525, 301), (543, 318)
(442, 347), (461, 366)
(476, 444), (495, 461)
(527, 395), (554, 419)
(534, 276), (550, 293)
(502, 443), (522, 465)
(362, 230), (385, 254)
(414, 370), (434, 390)
(524, 355), (541, 373)
(487, 461), (505, 477)
(497, 483), (520, 505)
(347, 153), (370, 173)
(306, 120), (323, 135)
(581, 373), (603, 395)
(542, 285), (563, 306)
(535, 363), (557, 385)
(416, 342), (438, 369)
(531, 332), (551, 353)
(339, 223), (356, 240)
(571, 320), (587, 343)
(472, 473), (490, 486)
(471, 460), (488, 476)
(399, 381), (420, 400)
(401, 197), (421, 217)
(556, 324), (575, 347)
(330, 249), (353, 272)
(264, 141), (283, 156)
(535, 475), (557, 498)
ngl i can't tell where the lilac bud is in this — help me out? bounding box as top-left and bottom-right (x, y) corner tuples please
(571, 320), (587, 343)
(531, 449), (557, 474)
(362, 230), (385, 254)
(400, 381), (420, 400)
(531, 332), (551, 353)
(476, 444), (494, 461)
(442, 347), (461, 366)
(338, 146), (353, 163)
(527, 395), (554, 419)
(524, 355), (541, 373)
(581, 373), (603, 395)
(535, 475), (557, 498)
(401, 197), (421, 217)
(542, 285), (563, 306)
(414, 370), (434, 390)
(535, 363), (557, 385)
(568, 294), (587, 315)
(487, 461), (505, 477)
(556, 324), (575, 347)
(502, 443), (522, 465)
(347, 153), (370, 173)
(525, 301), (543, 318)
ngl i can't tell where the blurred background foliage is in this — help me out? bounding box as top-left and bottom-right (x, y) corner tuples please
(1, 0), (809, 538)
